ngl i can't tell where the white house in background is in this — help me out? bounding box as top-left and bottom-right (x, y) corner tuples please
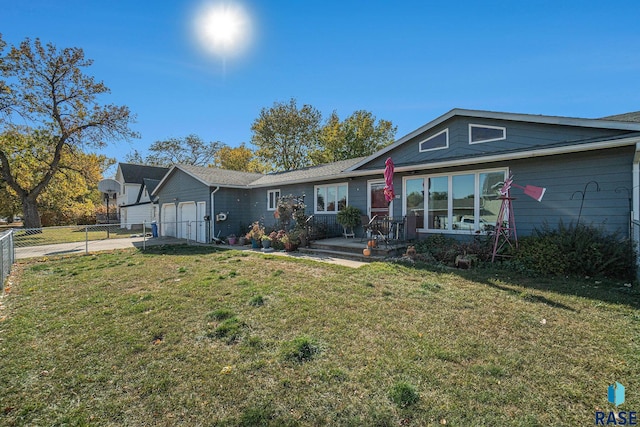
(114, 163), (169, 229)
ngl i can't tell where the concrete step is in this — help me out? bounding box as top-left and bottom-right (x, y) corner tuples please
(297, 247), (386, 262)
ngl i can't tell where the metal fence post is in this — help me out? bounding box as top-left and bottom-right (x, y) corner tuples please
(85, 225), (89, 254)
(143, 221), (146, 251)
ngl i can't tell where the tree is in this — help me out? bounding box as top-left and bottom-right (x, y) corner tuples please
(125, 134), (222, 167)
(0, 129), (114, 225)
(251, 98), (322, 171)
(311, 110), (397, 164)
(0, 37), (137, 229)
(214, 142), (267, 173)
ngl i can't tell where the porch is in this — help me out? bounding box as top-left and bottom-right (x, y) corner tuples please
(300, 236), (409, 262)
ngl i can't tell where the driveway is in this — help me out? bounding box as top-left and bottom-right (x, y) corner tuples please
(15, 236), (186, 259)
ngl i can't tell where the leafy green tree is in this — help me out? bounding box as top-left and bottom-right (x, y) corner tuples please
(0, 37), (137, 229)
(126, 134), (222, 167)
(214, 142), (267, 173)
(311, 110), (397, 164)
(251, 98), (322, 171)
(0, 130), (113, 225)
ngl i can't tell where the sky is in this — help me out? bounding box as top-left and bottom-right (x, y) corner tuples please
(3, 1), (640, 175)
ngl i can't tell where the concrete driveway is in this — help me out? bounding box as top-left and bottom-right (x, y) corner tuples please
(15, 236), (186, 259)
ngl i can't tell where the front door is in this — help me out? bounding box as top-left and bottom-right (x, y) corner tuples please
(368, 180), (392, 218)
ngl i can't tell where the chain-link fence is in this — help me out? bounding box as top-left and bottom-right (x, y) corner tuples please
(632, 219), (640, 281)
(1, 229), (14, 291)
(12, 223), (159, 259)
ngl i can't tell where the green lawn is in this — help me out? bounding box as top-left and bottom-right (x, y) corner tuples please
(0, 245), (638, 426)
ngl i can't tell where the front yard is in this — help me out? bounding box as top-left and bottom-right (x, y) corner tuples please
(0, 245), (638, 426)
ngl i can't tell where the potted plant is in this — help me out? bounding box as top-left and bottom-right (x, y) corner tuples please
(261, 234), (272, 249)
(336, 205), (361, 238)
(246, 221), (265, 248)
(227, 234), (237, 245)
(281, 230), (301, 252)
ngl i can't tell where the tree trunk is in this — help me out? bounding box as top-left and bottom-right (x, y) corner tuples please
(21, 195), (42, 230)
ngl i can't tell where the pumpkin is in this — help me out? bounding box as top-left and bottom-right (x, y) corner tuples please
(363, 248), (371, 257)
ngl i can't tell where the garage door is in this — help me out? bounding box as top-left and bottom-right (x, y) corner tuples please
(161, 203), (176, 237)
(179, 202), (197, 241)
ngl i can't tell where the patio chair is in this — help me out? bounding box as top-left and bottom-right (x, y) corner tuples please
(360, 214), (377, 242)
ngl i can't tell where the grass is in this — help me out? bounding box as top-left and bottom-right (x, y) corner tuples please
(0, 244), (638, 426)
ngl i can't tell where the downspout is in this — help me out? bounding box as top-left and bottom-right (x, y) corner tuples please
(633, 142), (640, 222)
(633, 143), (640, 280)
(210, 186), (220, 241)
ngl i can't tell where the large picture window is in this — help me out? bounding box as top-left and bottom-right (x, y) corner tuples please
(315, 183), (348, 214)
(404, 169), (506, 232)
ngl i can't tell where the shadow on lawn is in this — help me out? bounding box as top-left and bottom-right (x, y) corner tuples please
(458, 267), (640, 310)
(134, 243), (235, 256)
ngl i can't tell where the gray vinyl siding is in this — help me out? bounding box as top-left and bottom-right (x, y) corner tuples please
(156, 170), (211, 221)
(211, 188), (254, 237)
(509, 146), (634, 236)
(358, 117), (630, 170)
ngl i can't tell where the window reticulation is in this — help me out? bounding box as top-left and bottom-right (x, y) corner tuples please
(469, 124), (506, 144)
(315, 183), (348, 214)
(419, 129), (449, 152)
(267, 189), (280, 211)
(404, 169), (506, 232)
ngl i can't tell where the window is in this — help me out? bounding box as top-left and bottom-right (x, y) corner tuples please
(469, 124), (506, 144)
(419, 129), (449, 152)
(403, 168), (507, 232)
(267, 189), (280, 211)
(315, 183), (348, 214)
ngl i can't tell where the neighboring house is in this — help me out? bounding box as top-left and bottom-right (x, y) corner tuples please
(151, 109), (640, 245)
(114, 163), (169, 229)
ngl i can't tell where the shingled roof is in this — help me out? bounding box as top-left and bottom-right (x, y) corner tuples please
(249, 157), (366, 187)
(173, 164), (263, 187)
(601, 112), (640, 123)
(118, 163), (169, 184)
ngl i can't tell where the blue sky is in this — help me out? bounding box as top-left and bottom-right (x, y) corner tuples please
(3, 1), (640, 172)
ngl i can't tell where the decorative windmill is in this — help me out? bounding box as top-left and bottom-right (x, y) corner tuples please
(491, 173), (546, 262)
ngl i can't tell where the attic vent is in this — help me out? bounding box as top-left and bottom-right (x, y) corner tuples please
(469, 124), (506, 144)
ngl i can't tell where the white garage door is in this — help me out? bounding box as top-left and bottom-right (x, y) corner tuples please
(161, 203), (176, 237)
(179, 202), (197, 241)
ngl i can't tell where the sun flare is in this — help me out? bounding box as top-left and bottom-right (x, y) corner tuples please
(193, 2), (252, 59)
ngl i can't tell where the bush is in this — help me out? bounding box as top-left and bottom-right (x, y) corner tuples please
(511, 220), (635, 280)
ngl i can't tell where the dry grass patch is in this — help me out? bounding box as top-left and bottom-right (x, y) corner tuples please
(0, 245), (638, 426)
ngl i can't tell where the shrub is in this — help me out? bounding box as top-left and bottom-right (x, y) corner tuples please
(389, 381), (420, 408)
(511, 220), (635, 279)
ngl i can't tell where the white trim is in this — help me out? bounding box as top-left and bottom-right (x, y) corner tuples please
(418, 128), (449, 152)
(469, 123), (506, 144)
(402, 167), (508, 234)
(314, 182), (348, 214)
(634, 143), (640, 222)
(266, 189), (280, 211)
(367, 179), (393, 218)
(346, 109), (640, 172)
(394, 136), (640, 174)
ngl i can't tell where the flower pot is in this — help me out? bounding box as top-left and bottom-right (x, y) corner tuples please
(238, 237), (246, 246)
(228, 237), (237, 245)
(251, 238), (260, 249)
(262, 239), (271, 249)
(284, 242), (298, 252)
